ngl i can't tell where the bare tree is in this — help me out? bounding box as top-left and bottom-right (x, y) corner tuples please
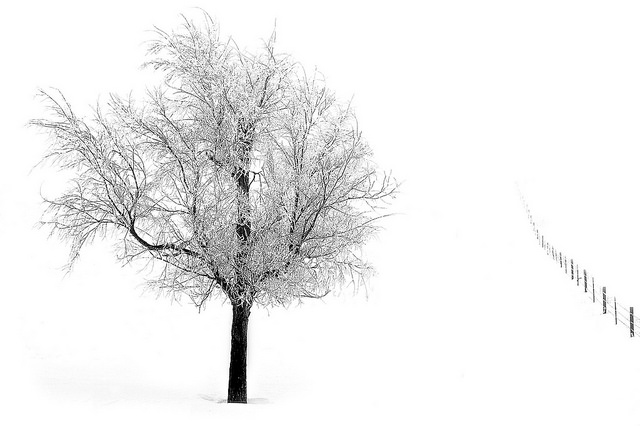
(32, 13), (397, 403)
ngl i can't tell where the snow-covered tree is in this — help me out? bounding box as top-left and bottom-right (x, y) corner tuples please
(32, 13), (397, 403)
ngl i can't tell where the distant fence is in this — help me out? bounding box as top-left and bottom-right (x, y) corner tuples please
(519, 191), (638, 338)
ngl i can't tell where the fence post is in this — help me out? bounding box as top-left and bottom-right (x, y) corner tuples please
(559, 252), (563, 268)
(542, 235), (544, 248)
(576, 263), (579, 286)
(615, 297), (618, 325)
(564, 256), (567, 274)
(603, 287), (606, 314)
(592, 277), (595, 303)
(584, 270), (588, 293)
(571, 259), (574, 280)
(631, 307), (635, 337)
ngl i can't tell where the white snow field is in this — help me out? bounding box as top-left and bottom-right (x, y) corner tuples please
(3, 1), (640, 425)
(4, 173), (640, 426)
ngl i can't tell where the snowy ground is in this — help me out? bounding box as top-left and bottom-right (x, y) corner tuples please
(3, 1), (640, 425)
(3, 174), (640, 425)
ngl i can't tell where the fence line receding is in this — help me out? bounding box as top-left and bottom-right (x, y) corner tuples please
(519, 190), (639, 339)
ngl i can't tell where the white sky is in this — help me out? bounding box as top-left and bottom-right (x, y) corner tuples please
(2, 1), (640, 424)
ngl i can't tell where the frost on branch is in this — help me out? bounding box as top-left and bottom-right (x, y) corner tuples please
(32, 13), (397, 311)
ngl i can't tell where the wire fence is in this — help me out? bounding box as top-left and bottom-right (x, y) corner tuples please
(519, 191), (639, 339)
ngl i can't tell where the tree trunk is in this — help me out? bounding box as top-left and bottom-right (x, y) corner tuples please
(227, 302), (251, 403)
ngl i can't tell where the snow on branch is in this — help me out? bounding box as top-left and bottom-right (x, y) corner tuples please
(32, 13), (398, 310)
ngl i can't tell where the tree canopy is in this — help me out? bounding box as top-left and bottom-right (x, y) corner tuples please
(33, 14), (397, 311)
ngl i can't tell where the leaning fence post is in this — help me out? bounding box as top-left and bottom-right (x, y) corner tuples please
(603, 287), (606, 314)
(631, 307), (635, 337)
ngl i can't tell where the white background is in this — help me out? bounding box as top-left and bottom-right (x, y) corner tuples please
(2, 1), (640, 424)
